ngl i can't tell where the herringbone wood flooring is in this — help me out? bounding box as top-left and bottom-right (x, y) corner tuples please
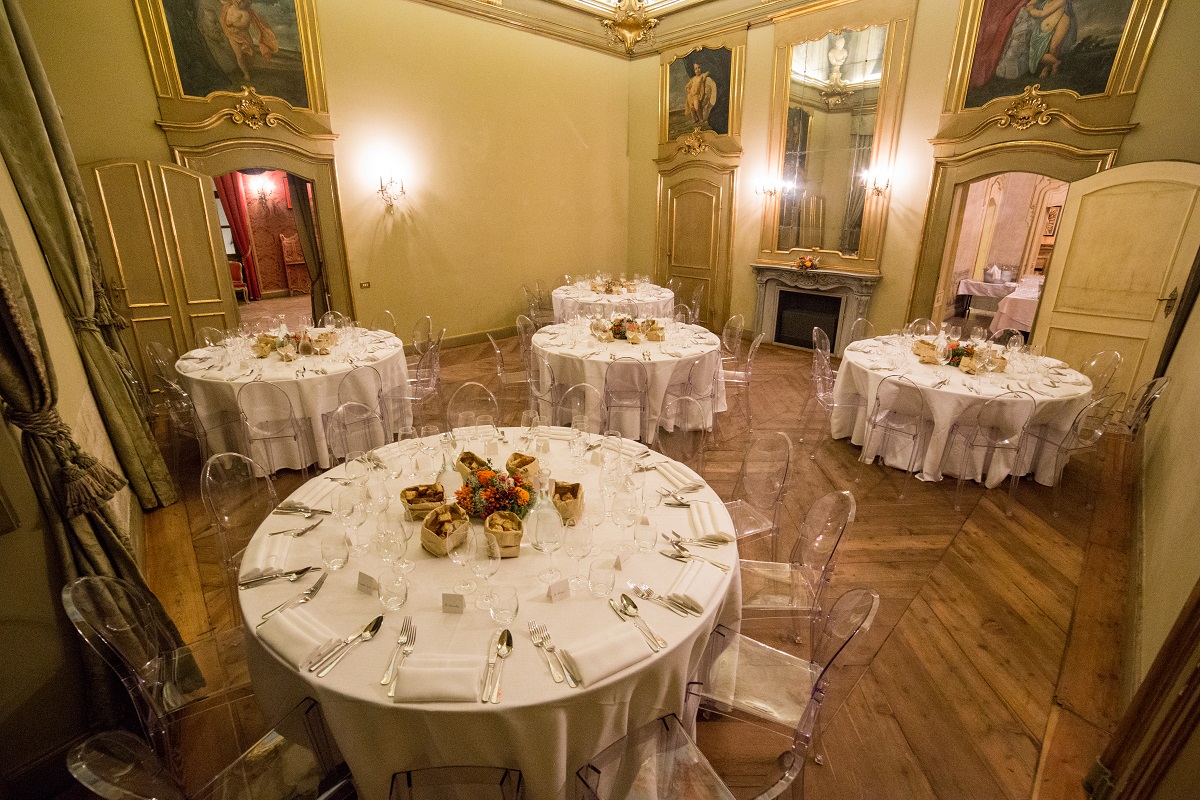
(122, 336), (1125, 800)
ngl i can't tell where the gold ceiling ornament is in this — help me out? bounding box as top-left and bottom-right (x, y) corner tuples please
(678, 128), (710, 156)
(818, 80), (856, 110)
(601, 0), (658, 56)
(230, 86), (275, 130)
(997, 85), (1054, 131)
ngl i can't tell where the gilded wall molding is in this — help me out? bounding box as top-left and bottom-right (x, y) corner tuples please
(930, 86), (1139, 146)
(155, 87), (337, 141)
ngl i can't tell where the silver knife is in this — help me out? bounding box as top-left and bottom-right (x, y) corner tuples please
(259, 572), (328, 622)
(238, 565), (320, 589)
(481, 629), (501, 703)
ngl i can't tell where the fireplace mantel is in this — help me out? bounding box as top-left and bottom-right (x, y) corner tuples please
(752, 264), (881, 355)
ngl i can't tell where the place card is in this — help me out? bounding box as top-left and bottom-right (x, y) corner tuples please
(357, 572), (379, 596)
(442, 593), (467, 614)
(545, 578), (571, 603)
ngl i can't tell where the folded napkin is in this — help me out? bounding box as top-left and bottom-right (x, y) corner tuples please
(257, 605), (339, 669)
(1027, 382), (1079, 398)
(667, 559), (725, 613)
(905, 372), (945, 389)
(658, 461), (701, 491)
(390, 654), (484, 703)
(534, 426), (576, 441)
(662, 348), (684, 358)
(558, 625), (649, 687)
(287, 479), (338, 511)
(687, 502), (732, 541)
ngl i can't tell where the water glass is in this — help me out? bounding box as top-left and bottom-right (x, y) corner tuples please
(588, 559), (616, 598)
(568, 428), (588, 475)
(564, 523), (592, 592)
(488, 585), (519, 624)
(320, 533), (349, 571)
(633, 518), (657, 552)
(378, 573), (408, 611)
(448, 532), (477, 594)
(471, 532), (502, 609)
(529, 506), (563, 583)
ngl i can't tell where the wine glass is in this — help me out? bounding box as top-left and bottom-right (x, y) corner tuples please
(519, 411), (541, 449)
(568, 427), (588, 476)
(342, 451), (369, 485)
(563, 522), (592, 592)
(529, 505), (564, 584)
(611, 484), (640, 557)
(600, 459), (624, 518)
(946, 322), (962, 342)
(419, 424), (441, 471)
(471, 532), (502, 609)
(476, 414), (498, 458)
(333, 485), (369, 555)
(455, 411), (477, 455)
(447, 532), (476, 594)
(364, 476), (390, 516)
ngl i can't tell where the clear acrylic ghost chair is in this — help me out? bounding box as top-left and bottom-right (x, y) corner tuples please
(326, 401), (388, 465)
(655, 396), (708, 471)
(371, 309), (398, 335)
(738, 490), (856, 645)
(338, 364), (384, 413)
(158, 378), (237, 476)
(194, 326), (225, 348)
(1079, 350), (1122, 395)
(515, 314), (537, 368)
(1023, 392), (1125, 513)
(236, 381), (315, 475)
(559, 297), (581, 325)
(486, 333), (533, 424)
(719, 314), (745, 366)
(666, 276), (685, 297)
(445, 381), (500, 435)
(1112, 376), (1170, 438)
(200, 452), (278, 623)
(408, 316), (433, 370)
(723, 431), (792, 559)
(945, 390), (1035, 514)
(67, 697), (354, 800)
(529, 355), (558, 419)
(847, 317), (875, 344)
(720, 332), (765, 432)
(860, 375), (933, 495)
(318, 310), (346, 329)
(390, 766), (524, 800)
(522, 284), (554, 327)
(555, 383), (607, 432)
(689, 283), (705, 325)
(672, 303), (693, 325)
(905, 318), (938, 337)
(387, 342), (441, 433)
(811, 325), (832, 363)
(989, 328), (1025, 347)
(661, 356), (697, 411)
(604, 357), (651, 442)
(610, 300), (637, 320)
(61, 575), (255, 794)
(146, 341), (181, 384)
(809, 352), (866, 462)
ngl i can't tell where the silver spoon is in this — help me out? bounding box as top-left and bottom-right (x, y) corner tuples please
(670, 541), (731, 572)
(618, 594), (667, 649)
(490, 630), (513, 703)
(317, 615), (383, 677)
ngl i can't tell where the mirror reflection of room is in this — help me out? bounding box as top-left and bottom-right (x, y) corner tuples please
(777, 24), (887, 256)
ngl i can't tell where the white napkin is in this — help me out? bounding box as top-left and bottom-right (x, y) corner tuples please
(687, 503), (732, 541)
(257, 605), (339, 669)
(667, 560), (725, 613)
(558, 625), (649, 687)
(662, 348), (684, 358)
(390, 654), (484, 703)
(535, 426), (576, 441)
(905, 372), (944, 389)
(657, 462), (700, 491)
(287, 479), (338, 510)
(1028, 382), (1079, 398)
(239, 533), (292, 579)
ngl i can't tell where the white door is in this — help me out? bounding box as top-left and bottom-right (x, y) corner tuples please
(1030, 162), (1200, 398)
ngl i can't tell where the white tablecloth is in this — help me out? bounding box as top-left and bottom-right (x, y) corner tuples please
(956, 279), (1018, 298)
(532, 323), (727, 440)
(176, 330), (410, 470)
(240, 431), (738, 800)
(991, 283), (1043, 333)
(830, 337), (1092, 486)
(551, 285), (675, 323)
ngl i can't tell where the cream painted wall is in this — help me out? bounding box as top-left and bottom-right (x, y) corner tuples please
(626, 55), (658, 279)
(319, 0), (630, 339)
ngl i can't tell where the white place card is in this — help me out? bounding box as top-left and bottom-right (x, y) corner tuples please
(442, 593), (467, 614)
(357, 572), (379, 596)
(546, 578), (571, 603)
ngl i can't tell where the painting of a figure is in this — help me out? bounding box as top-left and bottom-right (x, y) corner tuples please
(160, 0), (309, 108)
(965, 0), (1135, 108)
(667, 47), (733, 140)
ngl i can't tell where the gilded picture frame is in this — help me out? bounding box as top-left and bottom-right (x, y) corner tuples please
(658, 39), (745, 146)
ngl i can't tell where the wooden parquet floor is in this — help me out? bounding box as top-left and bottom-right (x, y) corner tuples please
(132, 337), (1124, 800)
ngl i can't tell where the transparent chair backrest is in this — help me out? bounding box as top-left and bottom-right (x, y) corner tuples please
(412, 315), (433, 354)
(445, 381), (500, 432)
(663, 357), (694, 396)
(410, 342), (439, 388)
(68, 729), (187, 800)
(814, 588), (880, 689)
(485, 333), (508, 379)
(195, 326), (224, 348)
(989, 328), (1025, 347)
(530, 357), (556, 398)
(741, 333), (765, 377)
(200, 452), (277, 566)
(689, 284), (705, 319)
(318, 310), (346, 329)
(1080, 350), (1122, 394)
(969, 391), (1036, 446)
(672, 303), (692, 324)
(327, 402), (387, 463)
(604, 358), (649, 404)
(1121, 376), (1170, 435)
(338, 365), (383, 410)
(521, 284), (538, 306)
(611, 301), (637, 319)
(721, 314), (745, 357)
(161, 380), (198, 438)
(848, 317), (875, 343)
(872, 375), (928, 422)
(666, 276), (684, 295)
(237, 380), (304, 441)
(516, 315), (536, 350)
(906, 318), (938, 337)
(556, 383), (607, 431)
(657, 397), (707, 464)
(687, 357), (718, 400)
(371, 310), (398, 334)
(812, 326), (832, 359)
(736, 431), (792, 511)
(145, 341), (180, 382)
(1071, 392), (1125, 448)
(790, 490), (855, 575)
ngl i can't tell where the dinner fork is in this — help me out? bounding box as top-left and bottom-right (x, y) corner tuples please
(387, 622), (417, 697)
(528, 619), (564, 683)
(535, 622), (576, 688)
(380, 616), (412, 685)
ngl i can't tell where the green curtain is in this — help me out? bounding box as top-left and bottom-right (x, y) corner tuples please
(287, 173), (329, 321)
(0, 0), (175, 511)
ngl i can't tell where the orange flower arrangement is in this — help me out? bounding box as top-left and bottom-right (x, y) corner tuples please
(454, 464), (533, 519)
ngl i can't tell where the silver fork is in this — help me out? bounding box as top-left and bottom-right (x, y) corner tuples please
(379, 616), (412, 685)
(536, 622), (576, 688)
(387, 623), (417, 697)
(529, 619), (564, 683)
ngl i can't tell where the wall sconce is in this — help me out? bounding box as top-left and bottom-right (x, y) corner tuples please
(755, 179), (795, 198)
(861, 169), (891, 196)
(378, 176), (405, 211)
(247, 174), (273, 208)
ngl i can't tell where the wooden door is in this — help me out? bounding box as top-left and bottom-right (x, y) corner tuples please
(1030, 162), (1200, 398)
(656, 163), (735, 331)
(84, 160), (237, 377)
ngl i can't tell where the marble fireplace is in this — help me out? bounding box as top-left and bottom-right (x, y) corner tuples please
(752, 264), (880, 356)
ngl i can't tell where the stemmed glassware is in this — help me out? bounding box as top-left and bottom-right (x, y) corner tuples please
(529, 505), (564, 584)
(476, 414), (498, 458)
(568, 427), (588, 476)
(564, 521), (592, 592)
(419, 425), (441, 473)
(945, 322), (962, 342)
(471, 532), (502, 609)
(519, 411), (540, 450)
(447, 531), (476, 594)
(455, 412), (477, 455)
(333, 485), (369, 555)
(611, 483), (640, 557)
(600, 458), (625, 518)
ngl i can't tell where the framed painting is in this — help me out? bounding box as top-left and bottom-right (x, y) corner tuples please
(963, 0), (1137, 108)
(665, 47), (734, 141)
(1043, 204), (1062, 236)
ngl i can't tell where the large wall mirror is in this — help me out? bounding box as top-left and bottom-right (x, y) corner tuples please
(761, 13), (911, 272)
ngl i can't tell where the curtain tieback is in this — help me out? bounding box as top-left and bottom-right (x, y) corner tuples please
(71, 315), (101, 333)
(3, 406), (126, 516)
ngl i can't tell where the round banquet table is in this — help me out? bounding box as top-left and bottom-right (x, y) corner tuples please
(551, 284), (675, 323)
(830, 336), (1093, 486)
(239, 431), (738, 800)
(175, 329), (411, 470)
(531, 323), (727, 440)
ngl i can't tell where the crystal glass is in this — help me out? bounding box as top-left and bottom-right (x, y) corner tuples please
(333, 486), (369, 554)
(633, 518), (657, 552)
(946, 322), (962, 342)
(455, 412), (477, 455)
(529, 506), (563, 583)
(471, 532), (502, 609)
(320, 533), (350, 571)
(364, 477), (390, 515)
(588, 559), (616, 598)
(378, 573), (408, 611)
(476, 414), (499, 458)
(568, 428), (588, 476)
(447, 532), (476, 594)
(342, 452), (369, 485)
(419, 425), (441, 471)
(564, 522), (592, 592)
(519, 411), (541, 449)
(611, 485), (640, 557)
(600, 460), (623, 518)
(488, 585), (519, 625)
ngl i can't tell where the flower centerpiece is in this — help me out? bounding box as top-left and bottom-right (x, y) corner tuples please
(610, 316), (641, 340)
(454, 464), (533, 520)
(947, 343), (974, 368)
(794, 254), (819, 270)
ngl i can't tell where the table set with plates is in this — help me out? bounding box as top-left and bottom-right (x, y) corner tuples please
(551, 281), (675, 323)
(176, 326), (411, 470)
(831, 335), (1093, 486)
(532, 321), (727, 439)
(238, 428), (738, 800)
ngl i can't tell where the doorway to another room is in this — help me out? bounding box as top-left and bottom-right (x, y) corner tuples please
(939, 171), (1067, 337)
